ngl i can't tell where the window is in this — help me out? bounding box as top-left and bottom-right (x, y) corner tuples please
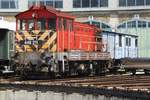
(92, 21), (100, 28)
(126, 37), (128, 46)
(100, 0), (108, 7)
(1, 1), (9, 8)
(127, 0), (135, 6)
(28, 19), (34, 30)
(37, 19), (46, 30)
(40, 1), (45, 5)
(55, 0), (63, 8)
(119, 0), (126, 6)
(138, 21), (146, 28)
(136, 0), (144, 6)
(46, 1), (53, 6)
(63, 19), (67, 30)
(48, 19), (56, 30)
(82, 0), (90, 8)
(68, 20), (73, 31)
(119, 35), (122, 47)
(127, 21), (136, 28)
(126, 37), (131, 46)
(19, 20), (26, 30)
(73, 0), (108, 8)
(91, 0), (99, 7)
(135, 38), (138, 47)
(85, 21), (111, 31)
(1, 0), (18, 9)
(10, 1), (16, 8)
(101, 23), (110, 29)
(119, 0), (149, 7)
(148, 22), (150, 27)
(146, 0), (150, 5)
(73, 0), (81, 8)
(28, 0), (63, 8)
(117, 23), (126, 28)
(129, 38), (131, 46)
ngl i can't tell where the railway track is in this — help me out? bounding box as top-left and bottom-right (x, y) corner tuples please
(1, 74), (150, 91)
(1, 74), (150, 99)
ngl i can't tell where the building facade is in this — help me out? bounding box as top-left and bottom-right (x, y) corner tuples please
(0, 0), (150, 57)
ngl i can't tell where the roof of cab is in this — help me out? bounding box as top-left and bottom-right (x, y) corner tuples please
(16, 5), (75, 19)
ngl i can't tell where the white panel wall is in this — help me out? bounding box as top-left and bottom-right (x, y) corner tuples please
(102, 31), (138, 59)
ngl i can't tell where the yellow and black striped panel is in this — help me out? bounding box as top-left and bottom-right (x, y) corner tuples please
(15, 30), (57, 52)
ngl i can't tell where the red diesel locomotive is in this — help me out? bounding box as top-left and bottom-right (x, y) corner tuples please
(13, 5), (111, 78)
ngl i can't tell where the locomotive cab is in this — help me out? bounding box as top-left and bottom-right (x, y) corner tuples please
(16, 5), (75, 52)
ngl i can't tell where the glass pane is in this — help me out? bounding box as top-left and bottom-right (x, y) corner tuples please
(138, 21), (146, 28)
(127, 21), (136, 28)
(48, 19), (56, 30)
(101, 23), (110, 28)
(82, 0), (90, 8)
(91, 0), (99, 7)
(63, 19), (67, 30)
(67, 20), (73, 31)
(10, 1), (16, 8)
(37, 19), (46, 30)
(148, 22), (150, 27)
(46, 1), (53, 7)
(117, 23), (126, 28)
(135, 39), (138, 47)
(127, 0), (135, 6)
(136, 0), (144, 6)
(126, 38), (128, 46)
(146, 0), (150, 5)
(28, 1), (36, 7)
(119, 35), (122, 47)
(1, 1), (9, 8)
(92, 21), (100, 28)
(119, 0), (126, 6)
(40, 1), (45, 6)
(28, 19), (34, 30)
(73, 0), (81, 8)
(55, 1), (63, 8)
(20, 20), (26, 30)
(100, 0), (108, 7)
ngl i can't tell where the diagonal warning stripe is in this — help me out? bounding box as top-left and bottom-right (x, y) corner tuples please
(38, 30), (50, 40)
(50, 44), (57, 52)
(39, 32), (57, 51)
(16, 44), (23, 52)
(16, 32), (23, 40)
(16, 30), (57, 52)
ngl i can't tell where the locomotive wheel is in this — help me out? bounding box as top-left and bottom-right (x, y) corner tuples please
(144, 69), (150, 75)
(131, 69), (136, 76)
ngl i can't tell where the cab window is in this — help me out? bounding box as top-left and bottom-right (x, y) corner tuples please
(48, 19), (56, 30)
(19, 19), (26, 30)
(28, 19), (34, 30)
(63, 19), (67, 30)
(68, 20), (73, 31)
(37, 18), (46, 30)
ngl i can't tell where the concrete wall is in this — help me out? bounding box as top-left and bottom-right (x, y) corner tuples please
(0, 89), (127, 100)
